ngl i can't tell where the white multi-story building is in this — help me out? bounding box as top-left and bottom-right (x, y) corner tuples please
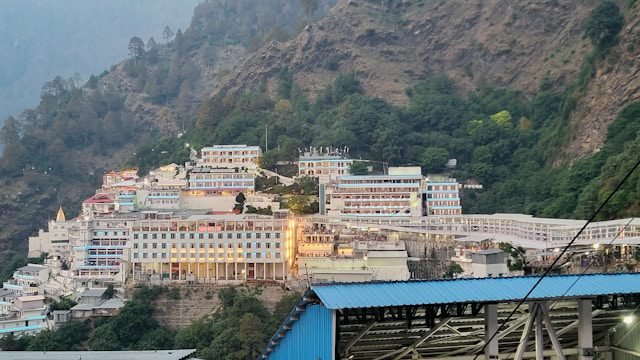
(129, 212), (292, 283)
(2, 265), (51, 296)
(199, 145), (262, 169)
(423, 177), (462, 215)
(71, 215), (135, 281)
(328, 167), (424, 217)
(298, 147), (353, 183)
(186, 166), (255, 197)
(0, 295), (47, 337)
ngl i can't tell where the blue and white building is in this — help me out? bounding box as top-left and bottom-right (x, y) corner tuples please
(327, 167), (424, 217)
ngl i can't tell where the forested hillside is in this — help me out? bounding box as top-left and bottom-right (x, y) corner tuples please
(0, 0), (335, 263)
(1, 0), (639, 266)
(135, 0), (640, 221)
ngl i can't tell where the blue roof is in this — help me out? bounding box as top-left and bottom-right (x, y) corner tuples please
(311, 273), (640, 309)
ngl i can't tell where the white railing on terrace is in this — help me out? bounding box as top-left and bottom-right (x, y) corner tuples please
(305, 214), (640, 248)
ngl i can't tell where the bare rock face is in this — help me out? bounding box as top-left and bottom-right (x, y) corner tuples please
(564, 9), (640, 161)
(213, 0), (596, 105)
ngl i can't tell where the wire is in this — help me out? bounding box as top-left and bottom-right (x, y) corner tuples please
(473, 156), (640, 360)
(499, 217), (634, 359)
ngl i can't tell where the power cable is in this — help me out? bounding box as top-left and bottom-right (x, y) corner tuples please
(473, 156), (640, 360)
(499, 217), (635, 359)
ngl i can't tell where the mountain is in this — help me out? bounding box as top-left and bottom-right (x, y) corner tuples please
(213, 0), (597, 104)
(0, 0), (335, 260)
(0, 0), (199, 126)
(1, 0), (639, 264)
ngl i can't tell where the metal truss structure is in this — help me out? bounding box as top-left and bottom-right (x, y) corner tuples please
(336, 295), (640, 360)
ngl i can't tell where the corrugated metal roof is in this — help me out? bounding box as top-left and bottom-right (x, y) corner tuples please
(0, 349), (197, 360)
(312, 273), (640, 309)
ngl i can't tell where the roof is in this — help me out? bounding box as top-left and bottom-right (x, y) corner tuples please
(474, 249), (504, 255)
(83, 194), (114, 204)
(17, 264), (47, 273)
(311, 273), (640, 309)
(80, 288), (107, 298)
(0, 349), (197, 360)
(70, 303), (94, 311)
(16, 295), (45, 302)
(94, 298), (125, 309)
(365, 250), (408, 258)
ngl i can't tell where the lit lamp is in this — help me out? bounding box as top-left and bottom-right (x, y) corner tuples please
(623, 315), (635, 325)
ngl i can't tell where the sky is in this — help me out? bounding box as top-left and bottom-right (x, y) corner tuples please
(0, 0), (200, 124)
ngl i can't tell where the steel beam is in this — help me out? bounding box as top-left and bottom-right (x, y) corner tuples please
(578, 299), (594, 360)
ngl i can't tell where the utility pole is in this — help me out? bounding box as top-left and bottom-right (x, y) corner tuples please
(265, 124), (268, 152)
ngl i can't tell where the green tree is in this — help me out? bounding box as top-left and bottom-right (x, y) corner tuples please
(585, 0), (624, 50)
(258, 150), (278, 170)
(128, 36), (145, 62)
(420, 147), (448, 172)
(0, 333), (31, 350)
(445, 263), (464, 278)
(49, 296), (77, 311)
(349, 161), (369, 175)
(490, 110), (512, 127)
(104, 285), (115, 299)
(273, 292), (301, 323)
(234, 192), (246, 213)
(236, 313), (265, 359)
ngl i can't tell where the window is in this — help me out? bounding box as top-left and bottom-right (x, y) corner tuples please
(170, 234), (176, 239)
(152, 243), (157, 249)
(256, 233), (261, 239)
(134, 234), (139, 240)
(237, 233), (242, 239)
(266, 243), (271, 249)
(134, 253), (138, 259)
(142, 253), (148, 259)
(143, 243), (148, 249)
(247, 243), (252, 249)
(199, 243), (204, 249)
(152, 234), (157, 240)
(143, 234), (148, 240)
(266, 233), (271, 239)
(275, 233), (281, 239)
(246, 233), (252, 239)
(275, 243), (281, 248)
(161, 234), (166, 239)
(161, 243), (167, 249)
(133, 243), (138, 249)
(227, 233), (232, 239)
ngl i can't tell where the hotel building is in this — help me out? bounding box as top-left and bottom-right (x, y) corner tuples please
(186, 166), (255, 197)
(298, 147), (353, 183)
(423, 177), (462, 215)
(327, 167), (424, 217)
(129, 211), (293, 283)
(199, 145), (262, 169)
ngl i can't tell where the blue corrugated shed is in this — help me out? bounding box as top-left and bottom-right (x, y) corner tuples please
(312, 273), (640, 309)
(268, 304), (333, 360)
